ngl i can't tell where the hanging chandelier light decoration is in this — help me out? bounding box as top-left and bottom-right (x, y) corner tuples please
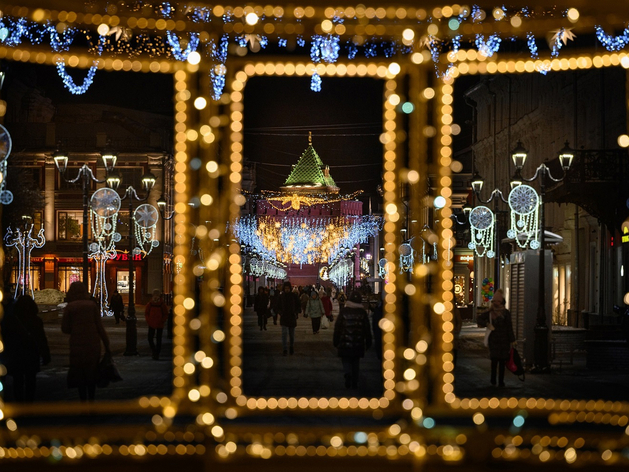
(133, 203), (160, 257)
(399, 239), (415, 273)
(507, 184), (540, 249)
(89, 187), (121, 316)
(468, 205), (496, 258)
(378, 258), (389, 280)
(233, 214), (380, 265)
(4, 223), (45, 299)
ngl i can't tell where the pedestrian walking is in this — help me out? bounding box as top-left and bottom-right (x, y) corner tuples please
(370, 295), (383, 361)
(277, 281), (300, 355)
(144, 289), (169, 360)
(305, 290), (325, 334)
(61, 281), (110, 402)
(1, 295), (50, 402)
(333, 291), (372, 389)
(477, 289), (515, 387)
(270, 285), (280, 325)
(254, 286), (269, 331)
(337, 290), (347, 312)
(321, 290), (333, 323)
(300, 289), (309, 317)
(109, 289), (125, 324)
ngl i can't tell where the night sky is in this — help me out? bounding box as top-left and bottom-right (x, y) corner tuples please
(243, 75), (384, 199)
(4, 61), (174, 116)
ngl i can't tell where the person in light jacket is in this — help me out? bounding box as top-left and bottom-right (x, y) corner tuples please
(305, 290), (325, 334)
(333, 291), (372, 389)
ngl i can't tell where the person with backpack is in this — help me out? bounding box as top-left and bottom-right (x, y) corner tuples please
(144, 289), (169, 360)
(333, 291), (372, 389)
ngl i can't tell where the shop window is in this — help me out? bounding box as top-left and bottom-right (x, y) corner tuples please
(58, 266), (90, 292)
(57, 211), (90, 241)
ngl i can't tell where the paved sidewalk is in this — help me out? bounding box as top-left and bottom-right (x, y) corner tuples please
(2, 312), (173, 403)
(454, 323), (629, 401)
(241, 301), (383, 399)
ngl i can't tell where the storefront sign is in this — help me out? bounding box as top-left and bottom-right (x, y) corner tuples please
(454, 254), (474, 263)
(113, 253), (143, 261)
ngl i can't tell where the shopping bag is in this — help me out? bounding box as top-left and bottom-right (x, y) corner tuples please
(321, 315), (330, 329)
(97, 352), (123, 388)
(506, 347), (525, 381)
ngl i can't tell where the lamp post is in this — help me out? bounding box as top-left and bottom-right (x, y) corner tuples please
(510, 140), (574, 372)
(157, 194), (175, 306)
(54, 147), (117, 288)
(108, 171), (156, 356)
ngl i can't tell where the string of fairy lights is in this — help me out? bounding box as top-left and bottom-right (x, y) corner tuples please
(1, 6), (629, 95)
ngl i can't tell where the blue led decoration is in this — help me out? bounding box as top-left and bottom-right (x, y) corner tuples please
(50, 25), (77, 52)
(475, 33), (501, 57)
(595, 26), (629, 51)
(237, 35), (248, 47)
(158, 2), (174, 18)
(297, 36), (305, 47)
(311, 34), (340, 63)
(452, 35), (462, 54)
(278, 38), (287, 47)
(3, 17), (28, 46)
(166, 31), (200, 61)
(347, 41), (358, 59)
(209, 34), (229, 100)
(259, 35), (268, 48)
(310, 71), (322, 92)
(472, 5), (484, 22)
(526, 32), (538, 58)
(56, 35), (104, 95)
(383, 42), (396, 58)
(364, 42), (377, 58)
(186, 7), (212, 23)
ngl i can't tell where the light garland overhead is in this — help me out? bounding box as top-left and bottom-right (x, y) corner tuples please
(507, 184), (540, 250)
(234, 214), (380, 265)
(0, 6), (619, 97)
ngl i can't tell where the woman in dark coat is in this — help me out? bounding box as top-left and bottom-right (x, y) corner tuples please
(333, 291), (372, 388)
(276, 281), (300, 355)
(479, 289), (515, 386)
(62, 281), (110, 401)
(2, 295), (50, 402)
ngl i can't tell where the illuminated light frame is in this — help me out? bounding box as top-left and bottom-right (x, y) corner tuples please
(224, 60), (402, 413)
(435, 50), (629, 422)
(0, 46), (198, 447)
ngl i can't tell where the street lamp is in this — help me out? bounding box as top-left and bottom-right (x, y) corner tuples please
(54, 146), (117, 288)
(511, 140), (574, 372)
(108, 171), (156, 356)
(157, 193), (175, 306)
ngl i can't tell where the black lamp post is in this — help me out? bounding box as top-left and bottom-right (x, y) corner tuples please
(511, 140), (574, 372)
(54, 147), (117, 288)
(157, 194), (175, 305)
(108, 170), (156, 356)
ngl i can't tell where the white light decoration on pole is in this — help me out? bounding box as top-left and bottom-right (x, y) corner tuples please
(4, 221), (45, 298)
(468, 206), (495, 258)
(133, 203), (160, 256)
(89, 187), (122, 316)
(378, 257), (388, 280)
(0, 124), (14, 205)
(507, 184), (540, 250)
(329, 258), (354, 288)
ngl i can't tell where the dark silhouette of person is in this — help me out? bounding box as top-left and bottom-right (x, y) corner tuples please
(109, 289), (125, 324)
(144, 289), (169, 360)
(276, 281), (300, 355)
(62, 282), (110, 402)
(254, 286), (269, 331)
(1, 295), (50, 402)
(333, 290), (372, 389)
